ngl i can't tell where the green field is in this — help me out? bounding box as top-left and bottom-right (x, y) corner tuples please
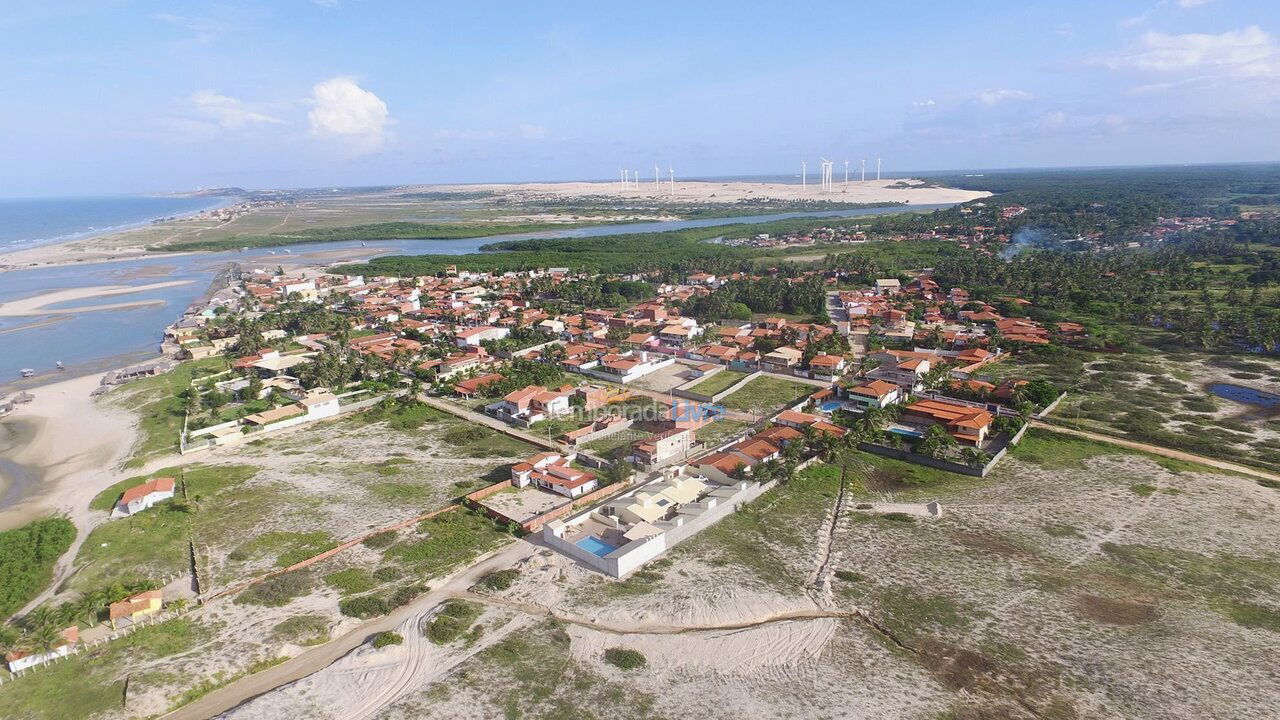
(719, 376), (813, 412)
(685, 369), (749, 396)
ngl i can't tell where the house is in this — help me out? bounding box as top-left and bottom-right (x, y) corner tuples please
(584, 351), (675, 384)
(690, 452), (750, 484)
(243, 403), (305, 427)
(902, 398), (994, 446)
(112, 477), (176, 517)
(808, 353), (846, 377)
(455, 325), (510, 347)
(295, 388), (339, 419)
(875, 278), (901, 295)
(867, 357), (931, 392)
(249, 350), (311, 377)
(728, 436), (783, 466)
(628, 428), (693, 468)
(108, 589), (163, 628)
(5, 627), (78, 672)
(488, 384), (574, 424)
(761, 346), (804, 373)
(453, 373), (505, 397)
(510, 452), (599, 498)
(601, 475), (708, 525)
(559, 415), (631, 446)
(846, 379), (902, 411)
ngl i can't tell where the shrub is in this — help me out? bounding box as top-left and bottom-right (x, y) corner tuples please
(443, 425), (493, 446)
(372, 631), (404, 648)
(362, 530), (398, 549)
(389, 583), (426, 608)
(373, 566), (401, 582)
(880, 512), (916, 523)
(425, 600), (481, 645)
(235, 571), (314, 607)
(834, 570), (864, 582)
(477, 569), (520, 591)
(0, 517), (75, 618)
(339, 594), (390, 619)
(603, 647), (646, 670)
(324, 568), (377, 595)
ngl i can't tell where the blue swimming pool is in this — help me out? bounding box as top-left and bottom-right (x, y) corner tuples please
(820, 400), (842, 413)
(576, 535), (617, 557)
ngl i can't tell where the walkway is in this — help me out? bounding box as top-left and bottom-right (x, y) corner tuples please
(421, 396), (567, 451)
(1029, 420), (1280, 483)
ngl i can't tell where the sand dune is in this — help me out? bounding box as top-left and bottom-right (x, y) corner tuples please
(0, 280), (193, 317)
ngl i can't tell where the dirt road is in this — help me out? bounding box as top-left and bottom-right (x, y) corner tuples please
(162, 540), (539, 720)
(1029, 421), (1280, 483)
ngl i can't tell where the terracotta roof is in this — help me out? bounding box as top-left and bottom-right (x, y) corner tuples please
(119, 477), (175, 506)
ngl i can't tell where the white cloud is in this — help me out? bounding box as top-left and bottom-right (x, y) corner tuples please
(189, 91), (284, 129)
(307, 78), (390, 149)
(154, 13), (230, 45)
(1110, 26), (1280, 78)
(912, 99), (937, 108)
(434, 128), (504, 140)
(976, 88), (1034, 105)
(1178, 0), (1216, 8)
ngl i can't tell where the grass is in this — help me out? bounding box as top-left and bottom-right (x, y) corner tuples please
(324, 567), (378, 595)
(235, 530), (340, 568)
(0, 517), (75, 619)
(0, 618), (207, 720)
(685, 369), (750, 396)
(107, 356), (230, 468)
(692, 418), (750, 449)
(73, 465), (261, 592)
(373, 631), (404, 648)
(873, 586), (978, 641)
(383, 510), (511, 577)
(1010, 429), (1132, 469)
(271, 614), (330, 646)
(682, 462), (842, 592)
(425, 599), (483, 645)
(234, 570), (314, 607)
(719, 375), (814, 412)
(603, 647), (646, 670)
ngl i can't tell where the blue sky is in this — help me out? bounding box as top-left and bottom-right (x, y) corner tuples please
(3, 0), (1279, 195)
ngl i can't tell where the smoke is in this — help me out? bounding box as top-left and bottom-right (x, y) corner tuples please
(1000, 226), (1056, 260)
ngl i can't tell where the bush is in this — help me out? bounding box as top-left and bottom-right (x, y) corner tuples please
(477, 569), (520, 591)
(372, 631), (404, 648)
(373, 566), (401, 582)
(324, 568), (377, 595)
(389, 583), (426, 608)
(443, 425), (493, 446)
(339, 594), (390, 619)
(425, 600), (481, 645)
(834, 570), (864, 582)
(362, 530), (398, 549)
(0, 517), (75, 618)
(235, 571), (314, 607)
(880, 512), (916, 523)
(603, 647), (646, 670)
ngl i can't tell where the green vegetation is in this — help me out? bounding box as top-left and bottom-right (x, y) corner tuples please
(339, 594), (390, 619)
(383, 510), (511, 577)
(107, 357), (230, 468)
(236, 529), (340, 568)
(1010, 429), (1130, 469)
(425, 599), (483, 645)
(685, 369), (749, 396)
(0, 618), (206, 720)
(719, 375), (813, 412)
(360, 400), (448, 431)
(73, 465), (260, 592)
(0, 517), (75, 619)
(1130, 483), (1158, 497)
(271, 614), (330, 646)
(603, 647), (647, 670)
(234, 570), (314, 607)
(476, 569), (520, 591)
(873, 586), (977, 641)
(324, 567), (378, 595)
(372, 630), (404, 648)
(158, 220), (609, 252)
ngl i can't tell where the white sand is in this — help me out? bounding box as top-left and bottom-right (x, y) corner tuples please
(426, 178), (990, 206)
(0, 281), (195, 317)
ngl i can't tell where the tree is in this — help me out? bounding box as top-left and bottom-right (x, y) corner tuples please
(29, 623), (60, 655)
(916, 425), (958, 459)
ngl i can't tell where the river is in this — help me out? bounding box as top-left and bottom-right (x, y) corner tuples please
(0, 203), (949, 383)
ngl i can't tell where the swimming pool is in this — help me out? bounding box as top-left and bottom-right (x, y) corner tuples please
(576, 535), (617, 557)
(819, 400), (842, 413)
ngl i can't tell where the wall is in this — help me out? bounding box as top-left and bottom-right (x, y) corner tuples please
(673, 370), (762, 403)
(465, 477), (636, 534)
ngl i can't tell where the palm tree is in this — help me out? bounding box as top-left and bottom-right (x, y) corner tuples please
(30, 624), (60, 657)
(0, 625), (22, 657)
(22, 606), (55, 633)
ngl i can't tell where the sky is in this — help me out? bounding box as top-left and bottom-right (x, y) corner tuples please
(3, 0), (1280, 196)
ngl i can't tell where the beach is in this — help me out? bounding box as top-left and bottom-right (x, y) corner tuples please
(0, 280), (195, 317)
(0, 373), (136, 533)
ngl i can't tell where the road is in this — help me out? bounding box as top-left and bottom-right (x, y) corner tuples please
(162, 540), (540, 720)
(1029, 420), (1280, 483)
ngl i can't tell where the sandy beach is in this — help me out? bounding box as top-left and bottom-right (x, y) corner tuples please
(0, 373), (135, 532)
(0, 280), (196, 317)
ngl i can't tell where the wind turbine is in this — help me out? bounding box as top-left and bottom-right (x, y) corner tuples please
(801, 160), (807, 190)
(860, 159), (866, 182)
(655, 164), (661, 192)
(619, 168), (626, 190)
(844, 160), (849, 186)
(668, 165), (675, 196)
(876, 158), (882, 181)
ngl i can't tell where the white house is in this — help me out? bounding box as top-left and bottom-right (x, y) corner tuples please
(113, 477), (176, 517)
(511, 452), (599, 498)
(297, 388), (339, 419)
(455, 325), (510, 347)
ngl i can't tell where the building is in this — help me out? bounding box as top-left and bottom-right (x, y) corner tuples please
(510, 452), (599, 498)
(5, 627), (78, 672)
(902, 398), (994, 446)
(761, 346), (804, 373)
(808, 353), (846, 378)
(112, 477), (176, 517)
(295, 388), (339, 419)
(628, 428), (693, 468)
(845, 379), (902, 411)
(487, 384), (574, 424)
(108, 589), (163, 629)
(601, 475), (708, 525)
(455, 325), (510, 347)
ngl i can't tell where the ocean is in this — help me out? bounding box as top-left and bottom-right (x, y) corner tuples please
(0, 195), (230, 252)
